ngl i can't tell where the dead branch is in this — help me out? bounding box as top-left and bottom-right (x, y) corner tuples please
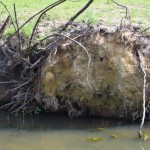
(0, 16), (10, 38)
(0, 1), (16, 31)
(69, 0), (81, 1)
(111, 0), (130, 19)
(7, 75), (35, 93)
(0, 80), (18, 84)
(9, 102), (20, 111)
(11, 85), (34, 112)
(13, 99), (31, 113)
(29, 0), (66, 48)
(30, 56), (46, 69)
(60, 0), (94, 32)
(0, 101), (16, 109)
(140, 27), (150, 34)
(30, 34), (56, 50)
(13, 4), (22, 52)
(55, 33), (89, 57)
(0, 0), (66, 49)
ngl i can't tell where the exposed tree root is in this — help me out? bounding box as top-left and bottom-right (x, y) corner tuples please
(0, 1), (150, 139)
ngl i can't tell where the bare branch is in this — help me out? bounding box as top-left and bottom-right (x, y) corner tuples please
(13, 4), (22, 52)
(60, 0), (94, 32)
(29, 0), (66, 47)
(0, 0), (66, 49)
(140, 27), (150, 34)
(0, 1), (17, 31)
(7, 75), (35, 93)
(111, 0), (130, 19)
(30, 56), (46, 69)
(0, 80), (18, 84)
(0, 16), (10, 38)
(0, 101), (16, 109)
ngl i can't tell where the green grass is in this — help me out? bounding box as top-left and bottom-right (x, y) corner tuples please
(0, 0), (150, 36)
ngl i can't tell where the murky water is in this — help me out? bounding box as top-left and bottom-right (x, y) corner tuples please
(0, 112), (150, 150)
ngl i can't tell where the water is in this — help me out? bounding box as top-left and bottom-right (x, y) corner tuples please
(0, 112), (150, 150)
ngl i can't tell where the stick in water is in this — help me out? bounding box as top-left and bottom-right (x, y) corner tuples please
(138, 50), (146, 137)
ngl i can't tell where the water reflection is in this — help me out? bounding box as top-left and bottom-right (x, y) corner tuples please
(0, 112), (149, 150)
(140, 140), (145, 150)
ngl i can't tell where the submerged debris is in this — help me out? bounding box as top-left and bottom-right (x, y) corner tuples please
(86, 137), (103, 142)
(111, 134), (118, 139)
(139, 132), (150, 141)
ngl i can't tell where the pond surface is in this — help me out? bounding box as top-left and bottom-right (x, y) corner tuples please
(0, 112), (150, 150)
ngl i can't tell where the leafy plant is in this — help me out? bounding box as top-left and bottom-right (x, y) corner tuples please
(34, 106), (41, 114)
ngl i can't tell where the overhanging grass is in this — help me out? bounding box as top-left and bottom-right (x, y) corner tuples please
(0, 0), (149, 36)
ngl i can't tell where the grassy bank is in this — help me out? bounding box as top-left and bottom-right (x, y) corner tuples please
(0, 0), (150, 36)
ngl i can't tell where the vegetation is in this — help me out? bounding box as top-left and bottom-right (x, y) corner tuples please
(0, 0), (150, 36)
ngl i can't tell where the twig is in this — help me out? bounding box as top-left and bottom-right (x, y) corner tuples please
(30, 56), (46, 69)
(13, 4), (22, 52)
(0, 80), (18, 84)
(137, 50), (147, 138)
(30, 34), (56, 50)
(0, 16), (10, 38)
(0, 1), (17, 31)
(60, 0), (94, 32)
(31, 33), (82, 52)
(69, 0), (81, 1)
(13, 91), (32, 112)
(13, 99), (31, 113)
(111, 0), (130, 19)
(0, 101), (16, 109)
(56, 33), (89, 57)
(29, 0), (66, 47)
(140, 27), (150, 34)
(9, 102), (20, 111)
(7, 75), (35, 92)
(0, 0), (66, 49)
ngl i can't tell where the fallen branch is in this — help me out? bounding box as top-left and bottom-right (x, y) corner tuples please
(13, 4), (22, 52)
(140, 26), (150, 34)
(0, 0), (66, 49)
(7, 75), (35, 93)
(111, 0), (130, 19)
(0, 1), (16, 31)
(0, 101), (16, 109)
(60, 0), (94, 32)
(0, 80), (18, 84)
(30, 56), (46, 69)
(29, 0), (66, 47)
(0, 16), (10, 38)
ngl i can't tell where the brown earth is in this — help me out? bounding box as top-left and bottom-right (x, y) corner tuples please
(0, 23), (150, 120)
